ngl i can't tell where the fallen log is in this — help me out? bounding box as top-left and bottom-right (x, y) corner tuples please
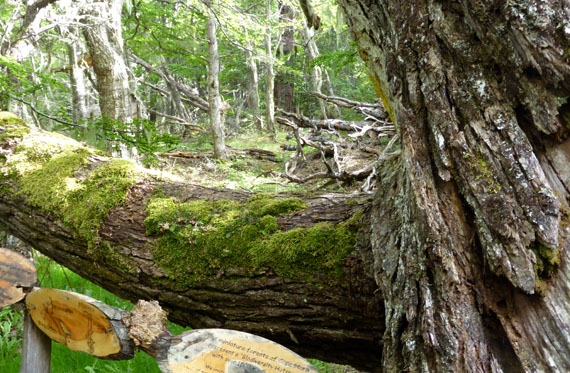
(156, 146), (279, 161)
(0, 113), (383, 370)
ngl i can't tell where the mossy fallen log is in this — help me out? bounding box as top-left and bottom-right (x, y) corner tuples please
(0, 112), (383, 370)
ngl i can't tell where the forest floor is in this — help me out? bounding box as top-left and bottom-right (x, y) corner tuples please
(154, 130), (376, 196)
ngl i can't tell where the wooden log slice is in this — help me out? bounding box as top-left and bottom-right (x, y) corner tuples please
(162, 328), (317, 373)
(25, 288), (135, 360)
(0, 247), (36, 308)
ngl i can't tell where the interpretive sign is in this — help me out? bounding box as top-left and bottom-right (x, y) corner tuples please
(165, 329), (317, 373)
(25, 288), (134, 359)
(0, 247), (36, 308)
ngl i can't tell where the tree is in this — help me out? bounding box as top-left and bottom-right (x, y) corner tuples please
(264, 0), (277, 139)
(243, 27), (264, 132)
(330, 0), (570, 371)
(2, 0), (570, 370)
(81, 0), (136, 123)
(204, 1), (227, 159)
(274, 2), (296, 113)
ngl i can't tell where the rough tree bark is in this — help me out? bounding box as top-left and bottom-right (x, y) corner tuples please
(330, 0), (570, 371)
(81, 0), (133, 123)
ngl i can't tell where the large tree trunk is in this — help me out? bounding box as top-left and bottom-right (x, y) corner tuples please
(0, 113), (381, 370)
(81, 0), (133, 123)
(333, 0), (570, 371)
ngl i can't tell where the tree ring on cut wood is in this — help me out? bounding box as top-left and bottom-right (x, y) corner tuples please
(164, 328), (317, 373)
(25, 288), (135, 360)
(0, 247), (37, 308)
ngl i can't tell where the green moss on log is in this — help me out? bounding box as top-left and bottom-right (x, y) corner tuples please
(0, 115), (138, 248)
(145, 194), (362, 286)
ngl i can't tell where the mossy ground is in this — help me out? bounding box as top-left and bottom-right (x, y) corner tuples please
(145, 194), (362, 286)
(0, 116), (138, 248)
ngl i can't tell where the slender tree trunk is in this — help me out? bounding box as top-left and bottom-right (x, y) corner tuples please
(274, 2), (296, 113)
(302, 25), (327, 119)
(334, 0), (570, 371)
(244, 29), (263, 132)
(205, 8), (227, 159)
(81, 0), (132, 123)
(264, 1), (277, 139)
(302, 24), (341, 119)
(67, 40), (88, 124)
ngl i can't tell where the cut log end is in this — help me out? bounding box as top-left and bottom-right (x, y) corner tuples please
(124, 299), (170, 353)
(25, 288), (135, 360)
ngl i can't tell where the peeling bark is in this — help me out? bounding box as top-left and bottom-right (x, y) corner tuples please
(336, 0), (570, 371)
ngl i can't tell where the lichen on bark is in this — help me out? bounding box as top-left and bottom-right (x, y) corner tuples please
(338, 0), (570, 371)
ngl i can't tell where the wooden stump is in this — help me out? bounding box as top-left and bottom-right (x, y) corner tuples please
(20, 311), (51, 373)
(25, 288), (135, 360)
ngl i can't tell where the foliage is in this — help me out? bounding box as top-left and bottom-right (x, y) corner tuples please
(0, 306), (23, 362)
(58, 116), (181, 165)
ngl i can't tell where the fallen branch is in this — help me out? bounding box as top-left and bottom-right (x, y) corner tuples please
(156, 147), (279, 162)
(310, 92), (389, 122)
(276, 111), (394, 136)
(146, 109), (203, 131)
